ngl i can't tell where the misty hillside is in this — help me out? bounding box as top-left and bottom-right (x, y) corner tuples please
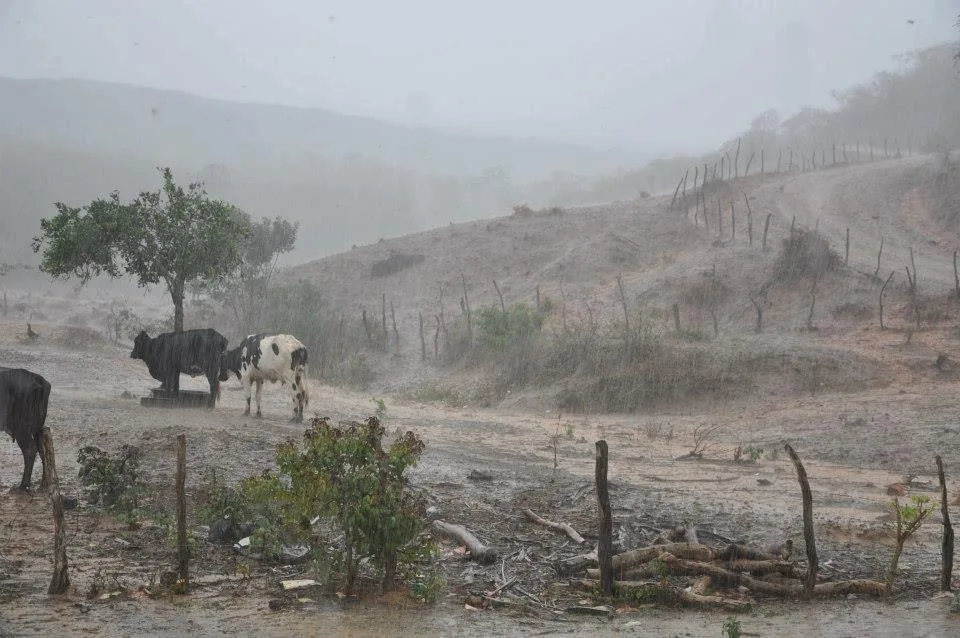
(0, 77), (650, 180)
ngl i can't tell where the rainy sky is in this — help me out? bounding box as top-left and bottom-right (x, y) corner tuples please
(1, 0), (957, 154)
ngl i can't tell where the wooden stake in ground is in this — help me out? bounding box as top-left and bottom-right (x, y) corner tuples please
(492, 279), (506, 312)
(785, 444), (818, 597)
(672, 303), (681, 334)
(879, 271), (895, 330)
(616, 274), (630, 336)
(845, 228), (850, 266)
(954, 250), (959, 300)
(418, 312), (426, 362)
(936, 455), (954, 591)
(762, 213), (772, 252)
(42, 427), (69, 595)
(730, 202), (736, 241)
(875, 237), (884, 279)
(743, 193), (753, 246)
(389, 300), (399, 355)
(461, 274), (472, 344)
(175, 434), (189, 593)
(381, 293), (388, 350)
(595, 440), (613, 595)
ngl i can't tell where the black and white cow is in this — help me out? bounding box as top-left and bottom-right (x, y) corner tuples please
(220, 333), (309, 422)
(130, 328), (228, 407)
(1, 366), (51, 490)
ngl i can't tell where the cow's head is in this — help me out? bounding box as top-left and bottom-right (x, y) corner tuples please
(219, 347), (241, 382)
(130, 331), (151, 360)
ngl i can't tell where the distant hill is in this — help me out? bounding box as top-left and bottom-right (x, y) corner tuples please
(0, 77), (651, 181)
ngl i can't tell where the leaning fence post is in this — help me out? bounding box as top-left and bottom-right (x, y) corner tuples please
(42, 427), (70, 595)
(595, 440), (613, 595)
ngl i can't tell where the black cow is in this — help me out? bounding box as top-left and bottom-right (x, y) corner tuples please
(1, 367), (51, 490)
(130, 328), (227, 407)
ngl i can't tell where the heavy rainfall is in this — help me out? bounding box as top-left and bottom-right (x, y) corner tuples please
(2, 1), (960, 636)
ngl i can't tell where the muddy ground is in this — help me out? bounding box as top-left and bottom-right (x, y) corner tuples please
(1, 319), (960, 638)
(5, 155), (960, 636)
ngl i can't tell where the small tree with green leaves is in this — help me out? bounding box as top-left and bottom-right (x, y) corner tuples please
(885, 494), (937, 595)
(32, 167), (251, 332)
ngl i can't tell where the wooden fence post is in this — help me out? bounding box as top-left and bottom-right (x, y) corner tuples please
(492, 280), (506, 312)
(936, 455), (954, 592)
(418, 312), (426, 362)
(42, 427), (69, 595)
(461, 274), (472, 345)
(785, 444), (818, 598)
(762, 213), (771, 252)
(845, 228), (850, 266)
(595, 440), (613, 595)
(175, 434), (189, 593)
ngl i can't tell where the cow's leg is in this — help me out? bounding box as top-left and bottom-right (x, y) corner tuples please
(206, 370), (219, 408)
(242, 375), (252, 416)
(255, 380), (264, 418)
(291, 377), (304, 423)
(18, 439), (38, 491)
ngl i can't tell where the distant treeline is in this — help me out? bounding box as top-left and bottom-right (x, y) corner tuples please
(557, 43), (960, 206)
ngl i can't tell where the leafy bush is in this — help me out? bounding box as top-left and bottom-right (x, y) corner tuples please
(77, 445), (146, 529)
(773, 228), (841, 282)
(475, 303), (544, 351)
(241, 417), (427, 593)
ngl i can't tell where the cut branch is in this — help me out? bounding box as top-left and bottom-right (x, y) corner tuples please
(522, 508), (586, 545)
(433, 520), (498, 564)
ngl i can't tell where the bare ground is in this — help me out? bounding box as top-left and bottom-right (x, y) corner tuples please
(4, 155), (960, 636)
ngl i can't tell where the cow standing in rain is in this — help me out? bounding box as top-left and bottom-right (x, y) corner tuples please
(130, 328), (228, 407)
(220, 333), (309, 422)
(1, 366), (51, 490)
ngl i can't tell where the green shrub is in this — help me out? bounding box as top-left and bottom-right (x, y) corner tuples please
(773, 228), (841, 283)
(77, 445), (147, 529)
(475, 303), (544, 351)
(242, 417), (427, 594)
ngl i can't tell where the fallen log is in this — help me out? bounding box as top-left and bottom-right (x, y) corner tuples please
(725, 559), (800, 577)
(569, 578), (750, 612)
(665, 558), (887, 598)
(433, 520), (498, 564)
(522, 508), (586, 545)
(590, 558), (798, 581)
(717, 543), (778, 562)
(555, 548), (598, 576)
(612, 543), (714, 571)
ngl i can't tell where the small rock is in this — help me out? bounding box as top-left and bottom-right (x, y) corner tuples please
(281, 579), (319, 591)
(73, 601), (92, 613)
(268, 599), (286, 611)
(279, 544), (310, 564)
(467, 469), (493, 481)
(757, 478), (772, 486)
(847, 593), (858, 600)
(426, 506), (443, 521)
(208, 518), (255, 544)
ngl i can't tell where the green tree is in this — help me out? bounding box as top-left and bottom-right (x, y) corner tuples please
(32, 167), (250, 332)
(203, 216), (298, 333)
